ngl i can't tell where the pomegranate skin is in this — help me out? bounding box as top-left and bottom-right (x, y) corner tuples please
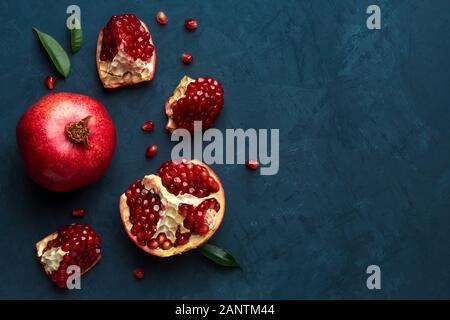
(16, 92), (116, 192)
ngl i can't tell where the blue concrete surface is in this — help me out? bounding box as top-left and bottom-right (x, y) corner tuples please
(0, 0), (449, 299)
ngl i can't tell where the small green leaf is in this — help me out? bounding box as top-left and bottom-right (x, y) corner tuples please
(70, 22), (82, 53)
(199, 243), (242, 269)
(33, 27), (71, 79)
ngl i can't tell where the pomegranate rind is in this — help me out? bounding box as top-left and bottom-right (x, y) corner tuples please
(96, 19), (156, 89)
(119, 160), (225, 258)
(35, 232), (101, 277)
(164, 75), (195, 132)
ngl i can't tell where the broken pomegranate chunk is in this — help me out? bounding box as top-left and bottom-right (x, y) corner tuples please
(35, 224), (101, 288)
(96, 13), (156, 88)
(165, 76), (224, 133)
(119, 159), (225, 257)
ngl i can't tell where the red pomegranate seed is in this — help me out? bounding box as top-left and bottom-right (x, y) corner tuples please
(156, 11), (168, 25)
(133, 267), (145, 279)
(196, 223), (209, 235)
(156, 232), (166, 244)
(145, 144), (158, 158)
(161, 239), (173, 250)
(45, 76), (55, 90)
(181, 52), (193, 65)
(141, 121), (154, 132)
(72, 208), (86, 218)
(246, 160), (259, 170)
(147, 239), (159, 249)
(185, 19), (198, 31)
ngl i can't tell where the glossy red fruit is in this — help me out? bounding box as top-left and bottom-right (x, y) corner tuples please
(16, 92), (116, 192)
(156, 11), (168, 25)
(141, 120), (154, 132)
(119, 159), (225, 257)
(45, 76), (55, 90)
(133, 268), (145, 279)
(72, 208), (86, 218)
(181, 52), (193, 65)
(96, 13), (156, 88)
(246, 160), (259, 170)
(35, 224), (101, 288)
(185, 19), (198, 31)
(146, 145), (158, 158)
(165, 76), (224, 132)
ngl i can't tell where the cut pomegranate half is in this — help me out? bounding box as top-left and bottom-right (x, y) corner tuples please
(165, 76), (224, 133)
(119, 159), (225, 257)
(35, 224), (101, 288)
(96, 13), (156, 89)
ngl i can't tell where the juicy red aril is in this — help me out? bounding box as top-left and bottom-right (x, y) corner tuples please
(181, 52), (193, 65)
(156, 11), (168, 25)
(45, 76), (55, 90)
(179, 198), (219, 235)
(185, 19), (198, 30)
(157, 160), (220, 196)
(246, 160), (259, 170)
(141, 120), (154, 132)
(161, 239), (173, 250)
(126, 180), (164, 249)
(100, 14), (154, 62)
(42, 224), (101, 288)
(146, 144), (158, 158)
(133, 267), (145, 279)
(171, 77), (224, 132)
(72, 208), (85, 218)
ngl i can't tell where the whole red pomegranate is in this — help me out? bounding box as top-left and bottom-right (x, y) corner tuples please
(96, 13), (156, 88)
(165, 76), (224, 132)
(119, 159), (225, 257)
(17, 92), (116, 192)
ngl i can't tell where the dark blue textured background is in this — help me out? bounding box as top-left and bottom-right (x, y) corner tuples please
(1, 0), (450, 299)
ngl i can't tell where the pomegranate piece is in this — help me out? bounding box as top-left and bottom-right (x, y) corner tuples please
(119, 159), (225, 257)
(16, 93), (117, 192)
(133, 267), (145, 279)
(35, 224), (101, 288)
(185, 19), (198, 31)
(141, 120), (154, 132)
(246, 160), (259, 170)
(145, 144), (158, 158)
(72, 208), (86, 218)
(156, 11), (168, 25)
(165, 76), (224, 132)
(96, 13), (156, 89)
(181, 52), (193, 65)
(45, 76), (55, 90)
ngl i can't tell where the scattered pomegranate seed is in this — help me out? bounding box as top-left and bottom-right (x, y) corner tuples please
(45, 76), (55, 90)
(141, 121), (154, 132)
(185, 19), (198, 31)
(72, 208), (86, 218)
(145, 144), (158, 158)
(246, 160), (259, 170)
(156, 11), (168, 25)
(133, 267), (145, 280)
(181, 52), (193, 65)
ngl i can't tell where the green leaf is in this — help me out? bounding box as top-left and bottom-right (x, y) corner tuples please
(70, 23), (82, 53)
(33, 27), (71, 79)
(199, 243), (242, 269)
